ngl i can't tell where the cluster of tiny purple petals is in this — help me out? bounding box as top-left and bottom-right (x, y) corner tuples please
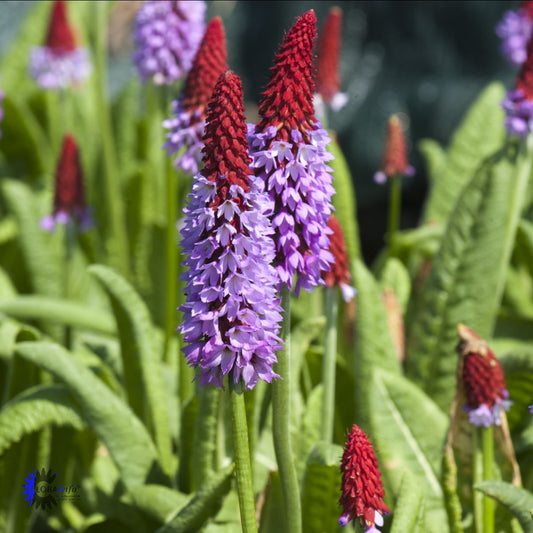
(179, 174), (283, 390)
(248, 122), (335, 295)
(464, 392), (512, 428)
(163, 102), (204, 174)
(29, 47), (91, 89)
(496, 8), (533, 65)
(529, 404), (533, 413)
(39, 208), (92, 233)
(502, 89), (533, 137)
(133, 1), (206, 85)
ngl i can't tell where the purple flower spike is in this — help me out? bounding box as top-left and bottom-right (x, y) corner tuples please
(133, 1), (206, 85)
(496, 5), (533, 65)
(248, 11), (335, 295)
(179, 71), (282, 390)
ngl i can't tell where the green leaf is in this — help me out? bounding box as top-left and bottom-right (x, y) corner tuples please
(368, 368), (448, 527)
(423, 82), (506, 224)
(352, 259), (400, 425)
(298, 384), (323, 478)
(157, 465), (234, 533)
(258, 471), (285, 533)
(15, 341), (161, 490)
(89, 264), (173, 477)
(380, 257), (411, 313)
(0, 296), (116, 335)
(418, 138), (446, 186)
(475, 481), (533, 533)
(328, 131), (361, 261)
(0, 384), (85, 455)
(390, 470), (427, 533)
(407, 144), (532, 411)
(301, 442), (344, 533)
(124, 485), (189, 525)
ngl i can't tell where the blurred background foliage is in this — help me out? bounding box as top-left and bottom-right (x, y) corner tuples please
(0, 0), (517, 261)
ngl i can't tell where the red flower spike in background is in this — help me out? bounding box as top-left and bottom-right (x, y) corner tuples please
(45, 0), (75, 54)
(314, 6), (348, 116)
(457, 324), (512, 427)
(321, 215), (355, 302)
(339, 424), (389, 531)
(40, 134), (91, 232)
(374, 114), (415, 184)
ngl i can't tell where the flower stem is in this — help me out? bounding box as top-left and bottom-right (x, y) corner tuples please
(481, 425), (495, 533)
(387, 175), (402, 255)
(272, 286), (302, 533)
(472, 428), (484, 533)
(321, 287), (338, 443)
(229, 379), (258, 533)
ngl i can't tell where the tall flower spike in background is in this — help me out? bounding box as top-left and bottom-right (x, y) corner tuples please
(457, 324), (512, 427)
(133, 0), (206, 85)
(248, 10), (335, 295)
(40, 134), (91, 232)
(496, 1), (533, 65)
(179, 70), (283, 390)
(374, 114), (415, 184)
(338, 424), (389, 531)
(502, 34), (533, 137)
(163, 16), (227, 175)
(29, 1), (91, 89)
(314, 6), (348, 117)
(322, 215), (355, 302)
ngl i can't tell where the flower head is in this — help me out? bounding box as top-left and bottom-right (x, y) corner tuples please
(40, 134), (91, 232)
(496, 2), (533, 65)
(29, 1), (91, 89)
(339, 424), (389, 531)
(322, 215), (355, 302)
(178, 70), (283, 390)
(457, 324), (512, 427)
(374, 114), (414, 184)
(133, 1), (206, 85)
(248, 10), (335, 295)
(163, 16), (227, 175)
(314, 7), (348, 117)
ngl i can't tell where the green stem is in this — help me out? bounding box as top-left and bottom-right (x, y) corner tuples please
(272, 287), (302, 533)
(46, 89), (60, 156)
(387, 175), (402, 255)
(94, 1), (130, 277)
(482, 425), (495, 533)
(473, 428), (484, 533)
(63, 222), (76, 349)
(229, 379), (258, 533)
(321, 287), (338, 443)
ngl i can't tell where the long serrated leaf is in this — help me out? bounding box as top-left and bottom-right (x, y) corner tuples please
(475, 481), (533, 533)
(407, 143), (532, 412)
(15, 341), (161, 490)
(390, 470), (427, 533)
(89, 264), (173, 477)
(125, 485), (190, 525)
(423, 82), (506, 224)
(418, 138), (446, 186)
(157, 465), (234, 533)
(0, 384), (85, 455)
(301, 442), (344, 533)
(369, 368), (448, 529)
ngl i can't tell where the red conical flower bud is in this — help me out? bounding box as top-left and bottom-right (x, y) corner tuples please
(339, 424), (389, 531)
(45, 1), (76, 54)
(521, 1), (533, 20)
(374, 114), (414, 184)
(322, 216), (355, 302)
(457, 324), (512, 427)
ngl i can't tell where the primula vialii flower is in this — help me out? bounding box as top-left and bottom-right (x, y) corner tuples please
(248, 10), (335, 295)
(133, 0), (206, 85)
(339, 424), (389, 531)
(163, 16), (227, 175)
(496, 1), (533, 65)
(314, 7), (348, 116)
(321, 216), (355, 302)
(40, 134), (91, 232)
(29, 1), (91, 89)
(502, 34), (533, 137)
(457, 324), (512, 428)
(374, 114), (415, 184)
(179, 71), (283, 390)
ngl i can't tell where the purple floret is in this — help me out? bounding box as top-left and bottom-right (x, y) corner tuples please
(29, 47), (91, 89)
(496, 9), (533, 65)
(502, 89), (533, 137)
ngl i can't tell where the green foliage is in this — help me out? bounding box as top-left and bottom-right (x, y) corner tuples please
(390, 471), (427, 533)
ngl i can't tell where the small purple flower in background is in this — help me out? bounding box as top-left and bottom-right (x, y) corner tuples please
(163, 16), (227, 175)
(179, 70), (282, 390)
(29, 1), (91, 90)
(40, 133), (91, 232)
(133, 1), (206, 85)
(496, 1), (533, 65)
(529, 404), (533, 413)
(248, 10), (335, 296)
